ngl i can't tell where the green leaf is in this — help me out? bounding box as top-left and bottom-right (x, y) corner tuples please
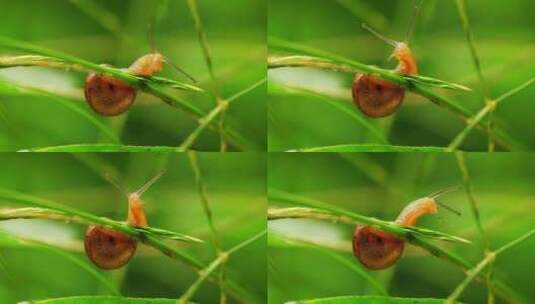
(268, 39), (471, 92)
(0, 230), (120, 296)
(21, 144), (185, 152)
(141, 226), (204, 243)
(269, 83), (389, 145)
(287, 144), (448, 152)
(269, 232), (388, 296)
(285, 295), (460, 304)
(0, 79), (120, 144)
(18, 295), (194, 304)
(269, 190), (470, 244)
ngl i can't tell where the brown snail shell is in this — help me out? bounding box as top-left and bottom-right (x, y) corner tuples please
(352, 196), (441, 270)
(84, 73), (136, 117)
(84, 225), (137, 270)
(352, 41), (417, 118)
(352, 74), (405, 118)
(352, 226), (404, 270)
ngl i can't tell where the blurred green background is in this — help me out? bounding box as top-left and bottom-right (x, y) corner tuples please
(268, 153), (535, 303)
(0, 0), (266, 151)
(268, 0), (535, 151)
(0, 153), (266, 303)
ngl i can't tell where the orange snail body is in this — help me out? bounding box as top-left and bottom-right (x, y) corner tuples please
(84, 53), (164, 116)
(352, 42), (418, 118)
(84, 173), (162, 270)
(352, 196), (437, 270)
(127, 53), (165, 77)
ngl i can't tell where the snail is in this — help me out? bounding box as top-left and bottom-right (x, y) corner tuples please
(84, 53), (167, 117)
(352, 2), (421, 118)
(84, 26), (196, 116)
(352, 187), (459, 270)
(84, 171), (164, 270)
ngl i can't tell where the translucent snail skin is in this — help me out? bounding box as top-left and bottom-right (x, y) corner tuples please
(84, 53), (164, 117)
(352, 1), (422, 118)
(84, 172), (163, 270)
(352, 189), (458, 270)
(352, 25), (418, 118)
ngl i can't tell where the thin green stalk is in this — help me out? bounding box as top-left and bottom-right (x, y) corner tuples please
(494, 229), (535, 255)
(0, 37), (204, 115)
(180, 78), (266, 150)
(268, 43), (472, 92)
(178, 230), (266, 304)
(186, 0), (227, 151)
(336, 0), (388, 31)
(0, 53), (253, 150)
(187, 151), (226, 302)
(267, 203), (525, 303)
(494, 77), (535, 103)
(69, 0), (122, 37)
(454, 152), (493, 302)
(186, 0), (216, 81)
(21, 144), (185, 152)
(447, 229), (535, 303)
(268, 205), (469, 244)
(268, 46), (530, 150)
(447, 101), (496, 151)
(447, 77), (534, 151)
(287, 144), (447, 153)
(187, 152), (221, 248)
(0, 205), (253, 303)
(455, 0), (489, 98)
(454, 153), (489, 249)
(0, 189), (203, 267)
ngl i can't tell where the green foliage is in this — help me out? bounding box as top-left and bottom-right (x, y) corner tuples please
(285, 295), (455, 304)
(0, 153), (266, 303)
(0, 0), (266, 151)
(268, 0), (535, 151)
(268, 153), (535, 304)
(19, 295), (190, 304)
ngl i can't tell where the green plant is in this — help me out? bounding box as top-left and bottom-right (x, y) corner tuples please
(0, 0), (266, 151)
(268, 152), (535, 303)
(267, 0), (534, 151)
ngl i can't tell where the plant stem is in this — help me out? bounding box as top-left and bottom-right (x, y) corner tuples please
(268, 192), (527, 303)
(21, 144), (185, 152)
(68, 0), (122, 37)
(180, 78), (265, 150)
(186, 0), (227, 152)
(454, 153), (489, 249)
(268, 206), (468, 244)
(0, 205), (253, 303)
(455, 0), (489, 98)
(187, 151), (226, 302)
(187, 152), (221, 249)
(0, 52), (249, 149)
(287, 144), (447, 153)
(0, 190), (202, 265)
(268, 49), (529, 150)
(447, 78), (534, 151)
(454, 152), (495, 302)
(178, 230), (266, 304)
(446, 229), (535, 303)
